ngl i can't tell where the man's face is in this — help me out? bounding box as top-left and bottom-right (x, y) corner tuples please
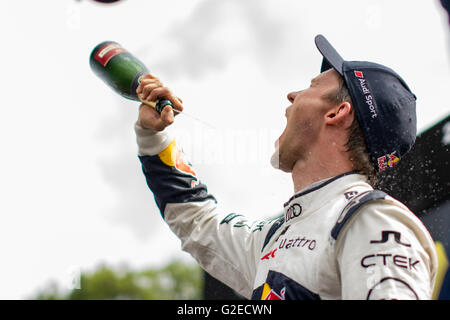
(271, 68), (342, 172)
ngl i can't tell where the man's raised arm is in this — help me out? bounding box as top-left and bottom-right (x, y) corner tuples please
(134, 74), (276, 298)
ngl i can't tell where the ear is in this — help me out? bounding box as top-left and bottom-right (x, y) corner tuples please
(325, 102), (353, 128)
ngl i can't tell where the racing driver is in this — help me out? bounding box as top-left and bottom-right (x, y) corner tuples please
(133, 35), (437, 300)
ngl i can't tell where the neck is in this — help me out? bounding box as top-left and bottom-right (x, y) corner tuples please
(290, 145), (354, 193)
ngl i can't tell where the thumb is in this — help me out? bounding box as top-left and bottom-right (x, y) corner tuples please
(161, 105), (175, 125)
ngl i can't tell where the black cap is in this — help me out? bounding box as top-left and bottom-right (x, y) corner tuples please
(314, 34), (417, 173)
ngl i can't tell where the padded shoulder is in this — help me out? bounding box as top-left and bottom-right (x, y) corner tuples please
(331, 190), (387, 240)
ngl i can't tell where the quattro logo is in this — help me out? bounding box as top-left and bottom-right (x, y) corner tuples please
(278, 236), (317, 251)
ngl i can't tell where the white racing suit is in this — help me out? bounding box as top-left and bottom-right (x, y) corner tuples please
(135, 124), (437, 300)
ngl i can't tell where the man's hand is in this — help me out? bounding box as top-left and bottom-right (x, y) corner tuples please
(136, 74), (183, 131)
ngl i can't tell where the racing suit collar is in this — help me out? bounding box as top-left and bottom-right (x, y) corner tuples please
(283, 171), (370, 226)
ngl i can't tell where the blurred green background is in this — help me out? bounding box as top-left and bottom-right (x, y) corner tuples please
(33, 260), (202, 300)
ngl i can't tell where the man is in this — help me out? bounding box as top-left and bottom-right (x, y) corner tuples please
(134, 35), (437, 299)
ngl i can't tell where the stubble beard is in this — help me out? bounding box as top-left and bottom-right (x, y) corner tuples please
(270, 140), (306, 173)
(271, 122), (318, 173)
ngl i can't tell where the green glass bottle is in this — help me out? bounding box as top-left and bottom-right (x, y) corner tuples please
(89, 41), (172, 113)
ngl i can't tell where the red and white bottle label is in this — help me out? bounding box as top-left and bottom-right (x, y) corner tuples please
(94, 42), (127, 66)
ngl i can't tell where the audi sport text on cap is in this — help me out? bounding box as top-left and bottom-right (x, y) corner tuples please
(314, 34), (417, 173)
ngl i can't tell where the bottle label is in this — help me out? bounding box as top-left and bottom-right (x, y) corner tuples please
(94, 42), (127, 67)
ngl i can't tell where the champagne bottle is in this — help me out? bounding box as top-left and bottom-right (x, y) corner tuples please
(89, 41), (172, 113)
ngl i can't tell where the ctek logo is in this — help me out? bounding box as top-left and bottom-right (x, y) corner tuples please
(354, 70), (377, 119)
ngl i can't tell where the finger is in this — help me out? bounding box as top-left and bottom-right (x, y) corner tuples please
(149, 88), (184, 114)
(161, 105), (174, 125)
(141, 73), (159, 81)
(136, 74), (161, 93)
(171, 97), (184, 113)
(137, 78), (162, 95)
(141, 83), (162, 100)
(148, 87), (171, 102)
(139, 78), (162, 87)
(138, 81), (184, 115)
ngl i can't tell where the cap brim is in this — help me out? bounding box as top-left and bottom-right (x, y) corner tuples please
(315, 35), (344, 75)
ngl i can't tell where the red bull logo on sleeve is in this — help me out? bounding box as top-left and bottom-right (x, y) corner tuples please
(158, 139), (198, 182)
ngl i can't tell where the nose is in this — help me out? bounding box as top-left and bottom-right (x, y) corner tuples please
(287, 91), (299, 103)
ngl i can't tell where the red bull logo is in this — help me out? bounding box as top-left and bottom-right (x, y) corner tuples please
(377, 151), (400, 172)
(174, 147), (197, 178)
(158, 139), (198, 185)
(261, 283), (286, 300)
